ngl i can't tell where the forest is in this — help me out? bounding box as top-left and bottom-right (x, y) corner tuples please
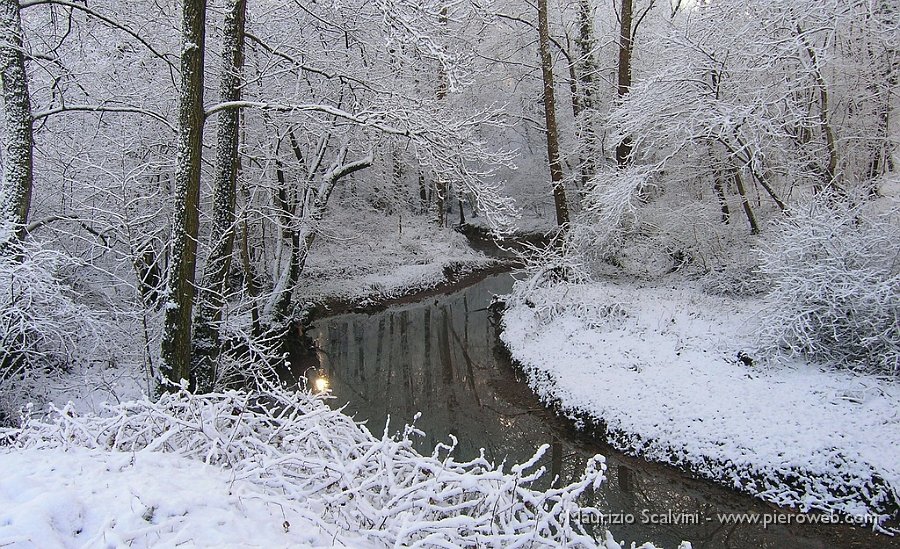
(0, 0), (897, 547)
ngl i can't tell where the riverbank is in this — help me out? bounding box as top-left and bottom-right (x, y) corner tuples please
(0, 388), (629, 548)
(293, 213), (560, 316)
(498, 276), (900, 533)
(296, 213), (509, 314)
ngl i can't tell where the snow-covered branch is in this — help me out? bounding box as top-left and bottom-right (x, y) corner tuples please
(5, 385), (611, 547)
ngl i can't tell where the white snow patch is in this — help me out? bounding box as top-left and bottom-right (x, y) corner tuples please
(500, 278), (900, 527)
(0, 448), (356, 548)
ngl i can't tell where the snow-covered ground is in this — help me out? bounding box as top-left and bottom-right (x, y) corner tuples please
(0, 448), (366, 548)
(0, 388), (684, 549)
(300, 208), (499, 306)
(500, 277), (900, 529)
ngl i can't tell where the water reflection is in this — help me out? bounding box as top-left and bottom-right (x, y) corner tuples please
(290, 274), (893, 549)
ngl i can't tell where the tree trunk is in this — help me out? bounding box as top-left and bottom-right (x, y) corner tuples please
(201, 0), (245, 321)
(713, 171), (730, 224)
(537, 0), (569, 227)
(0, 0), (33, 243)
(432, 179), (446, 227)
(161, 0), (207, 389)
(575, 0), (598, 187)
(732, 167), (759, 235)
(615, 0), (634, 168)
(194, 0), (246, 387)
(797, 25), (840, 194)
(418, 171), (428, 214)
(271, 151), (372, 323)
(239, 183), (261, 337)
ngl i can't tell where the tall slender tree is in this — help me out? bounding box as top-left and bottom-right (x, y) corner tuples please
(575, 0), (599, 187)
(615, 0), (635, 168)
(0, 0), (33, 243)
(195, 0), (247, 381)
(161, 0), (208, 388)
(537, 0), (569, 227)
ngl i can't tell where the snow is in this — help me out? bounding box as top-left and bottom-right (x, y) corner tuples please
(0, 448), (359, 548)
(299, 208), (497, 305)
(2, 387), (680, 549)
(500, 277), (900, 528)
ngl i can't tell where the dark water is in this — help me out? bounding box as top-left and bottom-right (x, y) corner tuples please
(290, 273), (894, 548)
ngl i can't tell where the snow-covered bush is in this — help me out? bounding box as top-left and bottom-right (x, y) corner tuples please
(757, 196), (900, 374)
(0, 235), (112, 422)
(3, 385), (611, 547)
(570, 165), (654, 274)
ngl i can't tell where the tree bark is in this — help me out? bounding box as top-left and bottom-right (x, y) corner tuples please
(713, 171), (730, 224)
(201, 0), (245, 319)
(161, 0), (207, 389)
(575, 0), (598, 187)
(194, 0), (246, 385)
(537, 0), (569, 227)
(615, 0), (634, 168)
(0, 0), (33, 243)
(732, 167), (759, 235)
(239, 183), (261, 337)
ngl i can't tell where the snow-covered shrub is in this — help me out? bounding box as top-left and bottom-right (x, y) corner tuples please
(571, 165), (655, 274)
(701, 264), (769, 297)
(757, 196), (900, 374)
(0, 236), (112, 422)
(4, 385), (611, 547)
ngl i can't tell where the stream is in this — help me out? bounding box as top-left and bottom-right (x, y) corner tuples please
(289, 272), (892, 548)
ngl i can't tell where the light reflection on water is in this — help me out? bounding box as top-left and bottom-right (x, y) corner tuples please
(290, 273), (892, 549)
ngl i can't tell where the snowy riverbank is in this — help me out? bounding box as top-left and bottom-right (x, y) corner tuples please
(299, 210), (501, 308)
(0, 387), (685, 549)
(499, 277), (900, 531)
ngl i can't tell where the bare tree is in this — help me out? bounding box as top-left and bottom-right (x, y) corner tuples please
(161, 0), (207, 388)
(537, 0), (570, 227)
(0, 0), (33, 243)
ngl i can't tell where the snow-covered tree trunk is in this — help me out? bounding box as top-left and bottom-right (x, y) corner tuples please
(431, 4), (449, 228)
(615, 0), (634, 168)
(271, 150), (372, 322)
(162, 0), (207, 388)
(0, 0), (33, 243)
(195, 0), (246, 381)
(575, 0), (599, 188)
(537, 0), (569, 227)
(797, 25), (840, 194)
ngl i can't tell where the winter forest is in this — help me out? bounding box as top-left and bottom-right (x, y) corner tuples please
(0, 0), (898, 547)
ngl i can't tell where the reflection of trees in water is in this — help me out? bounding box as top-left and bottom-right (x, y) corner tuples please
(305, 275), (890, 549)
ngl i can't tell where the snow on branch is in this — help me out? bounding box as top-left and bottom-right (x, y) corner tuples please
(212, 99), (519, 234)
(32, 104), (175, 131)
(5, 385), (616, 547)
(756, 194), (900, 375)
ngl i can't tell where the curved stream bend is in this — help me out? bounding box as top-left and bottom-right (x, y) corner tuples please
(288, 273), (893, 549)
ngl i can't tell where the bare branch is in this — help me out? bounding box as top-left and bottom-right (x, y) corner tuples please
(32, 104), (175, 131)
(205, 100), (416, 137)
(20, 0), (178, 84)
